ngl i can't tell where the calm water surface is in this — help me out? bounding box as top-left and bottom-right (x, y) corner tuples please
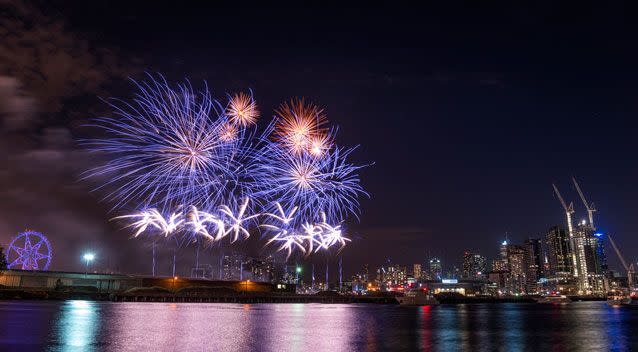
(0, 300), (635, 351)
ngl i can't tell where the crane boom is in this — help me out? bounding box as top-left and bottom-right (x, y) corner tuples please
(572, 177), (596, 228)
(552, 184), (570, 212)
(608, 234), (629, 272)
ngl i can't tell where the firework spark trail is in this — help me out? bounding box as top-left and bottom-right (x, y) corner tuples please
(187, 206), (224, 241)
(219, 198), (261, 243)
(116, 209), (184, 238)
(260, 202), (350, 257)
(265, 231), (307, 259)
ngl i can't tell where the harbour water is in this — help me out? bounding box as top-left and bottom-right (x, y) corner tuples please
(0, 300), (635, 351)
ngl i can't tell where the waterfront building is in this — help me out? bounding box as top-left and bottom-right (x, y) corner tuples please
(413, 264), (422, 280)
(488, 271), (508, 295)
(507, 245), (526, 294)
(222, 252), (246, 281)
(386, 265), (407, 286)
(351, 265), (370, 293)
(248, 257), (275, 283)
(462, 251), (487, 279)
(523, 238), (543, 294)
(545, 226), (573, 277)
(375, 267), (384, 287)
(577, 228), (606, 294)
(593, 233), (609, 275)
(429, 258), (442, 280)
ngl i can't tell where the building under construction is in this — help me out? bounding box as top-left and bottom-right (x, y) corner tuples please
(548, 178), (620, 295)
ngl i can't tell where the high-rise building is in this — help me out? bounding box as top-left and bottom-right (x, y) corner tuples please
(413, 264), (422, 280)
(500, 240), (509, 259)
(492, 259), (508, 272)
(248, 257), (275, 282)
(222, 252), (246, 281)
(593, 233), (609, 275)
(546, 226), (573, 276)
(351, 264), (370, 292)
(574, 224), (607, 294)
(507, 245), (526, 294)
(386, 265), (407, 286)
(462, 251), (487, 279)
(429, 258), (442, 280)
(523, 238), (543, 293)
(375, 267), (386, 288)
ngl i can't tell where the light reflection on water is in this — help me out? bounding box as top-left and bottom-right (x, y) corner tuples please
(0, 301), (636, 351)
(52, 300), (99, 351)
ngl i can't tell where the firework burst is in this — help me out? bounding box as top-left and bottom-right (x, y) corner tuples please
(88, 76), (369, 258)
(227, 91), (259, 126)
(258, 142), (368, 227)
(274, 98), (327, 155)
(84, 75), (263, 210)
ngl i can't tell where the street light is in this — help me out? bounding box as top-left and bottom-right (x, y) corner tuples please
(83, 253), (95, 277)
(295, 266), (302, 284)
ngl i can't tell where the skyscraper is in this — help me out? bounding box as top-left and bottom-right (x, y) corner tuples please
(507, 245), (526, 294)
(546, 226), (573, 276)
(593, 233), (609, 275)
(523, 238), (543, 293)
(429, 257), (442, 280)
(462, 251), (487, 279)
(577, 225), (607, 294)
(413, 264), (422, 280)
(222, 252), (246, 281)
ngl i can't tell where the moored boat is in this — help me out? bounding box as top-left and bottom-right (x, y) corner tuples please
(607, 290), (635, 307)
(535, 294), (571, 304)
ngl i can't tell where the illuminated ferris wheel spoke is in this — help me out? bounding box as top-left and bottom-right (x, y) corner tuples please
(8, 257), (21, 268)
(6, 231), (53, 271)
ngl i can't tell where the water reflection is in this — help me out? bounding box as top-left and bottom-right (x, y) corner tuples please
(50, 300), (99, 351)
(0, 301), (637, 351)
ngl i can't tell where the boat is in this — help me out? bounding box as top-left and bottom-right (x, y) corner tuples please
(607, 290), (633, 307)
(396, 289), (438, 306)
(535, 294), (571, 304)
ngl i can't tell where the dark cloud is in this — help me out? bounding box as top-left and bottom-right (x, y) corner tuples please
(0, 1), (137, 271)
(0, 1), (129, 127)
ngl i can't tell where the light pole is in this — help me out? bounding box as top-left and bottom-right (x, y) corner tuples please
(296, 266), (302, 284)
(83, 253), (95, 277)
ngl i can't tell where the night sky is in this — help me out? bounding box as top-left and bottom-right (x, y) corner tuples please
(1, 2), (637, 276)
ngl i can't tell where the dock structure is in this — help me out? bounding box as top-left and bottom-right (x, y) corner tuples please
(0, 269), (396, 304)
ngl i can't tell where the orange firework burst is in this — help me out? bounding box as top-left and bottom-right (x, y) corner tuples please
(227, 92), (259, 126)
(274, 98), (327, 155)
(219, 122), (238, 142)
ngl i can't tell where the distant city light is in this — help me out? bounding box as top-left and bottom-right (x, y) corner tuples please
(83, 253), (95, 261)
(296, 266), (302, 273)
(594, 233), (604, 237)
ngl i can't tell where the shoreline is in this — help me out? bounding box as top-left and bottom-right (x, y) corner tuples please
(0, 288), (568, 304)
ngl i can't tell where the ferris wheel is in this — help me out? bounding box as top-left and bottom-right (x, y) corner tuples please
(5, 230), (53, 270)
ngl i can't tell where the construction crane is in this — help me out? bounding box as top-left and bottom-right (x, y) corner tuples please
(552, 184), (575, 237)
(607, 234), (634, 288)
(552, 183), (582, 281)
(572, 177), (596, 229)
